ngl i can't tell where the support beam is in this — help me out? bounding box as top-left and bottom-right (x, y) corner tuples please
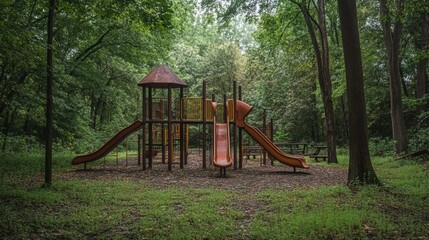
(180, 87), (184, 169)
(238, 86), (243, 169)
(233, 81), (237, 170)
(168, 86), (173, 171)
(142, 87), (146, 170)
(202, 80), (207, 169)
(148, 87), (153, 169)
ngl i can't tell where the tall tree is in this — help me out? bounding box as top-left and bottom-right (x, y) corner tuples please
(290, 0), (338, 163)
(379, 0), (408, 154)
(337, 0), (379, 185)
(45, 0), (56, 185)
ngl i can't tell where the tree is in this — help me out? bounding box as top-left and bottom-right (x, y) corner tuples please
(45, 0), (56, 185)
(337, 0), (379, 184)
(379, 0), (408, 154)
(202, 1), (340, 160)
(290, 0), (338, 163)
(202, 42), (245, 96)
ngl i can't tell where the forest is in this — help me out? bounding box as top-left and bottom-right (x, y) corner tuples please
(1, 0), (429, 239)
(1, 0), (428, 158)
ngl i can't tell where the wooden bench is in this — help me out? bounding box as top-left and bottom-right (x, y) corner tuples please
(308, 145), (327, 161)
(244, 146), (262, 159)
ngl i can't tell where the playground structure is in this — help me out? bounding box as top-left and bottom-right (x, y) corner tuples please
(72, 64), (309, 174)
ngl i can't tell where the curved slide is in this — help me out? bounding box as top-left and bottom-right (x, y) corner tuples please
(72, 120), (143, 165)
(235, 100), (309, 169)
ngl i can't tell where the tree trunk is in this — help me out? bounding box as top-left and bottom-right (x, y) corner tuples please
(0, 72), (28, 116)
(317, 0), (337, 163)
(379, 0), (408, 154)
(23, 110), (30, 135)
(310, 80), (319, 141)
(416, 12), (429, 112)
(293, 0), (338, 163)
(45, 0), (56, 186)
(337, 0), (379, 185)
(4, 108), (18, 151)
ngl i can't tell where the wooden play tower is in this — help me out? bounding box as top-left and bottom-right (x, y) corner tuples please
(138, 64), (187, 171)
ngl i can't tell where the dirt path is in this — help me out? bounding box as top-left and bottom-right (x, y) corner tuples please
(63, 152), (347, 192)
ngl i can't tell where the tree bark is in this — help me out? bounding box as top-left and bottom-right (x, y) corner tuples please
(337, 0), (379, 185)
(379, 0), (408, 154)
(292, 0), (338, 163)
(45, 0), (56, 186)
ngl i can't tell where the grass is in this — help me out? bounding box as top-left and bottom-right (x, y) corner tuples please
(1, 151), (428, 239)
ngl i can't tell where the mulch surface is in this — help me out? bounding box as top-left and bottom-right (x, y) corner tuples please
(62, 152), (347, 192)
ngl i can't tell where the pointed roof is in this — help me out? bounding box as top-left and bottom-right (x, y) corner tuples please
(137, 64), (187, 88)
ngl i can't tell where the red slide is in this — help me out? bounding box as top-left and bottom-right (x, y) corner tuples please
(72, 120), (143, 165)
(235, 100), (309, 169)
(210, 101), (232, 174)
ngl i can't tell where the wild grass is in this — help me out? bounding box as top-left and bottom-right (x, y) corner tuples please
(0, 151), (428, 239)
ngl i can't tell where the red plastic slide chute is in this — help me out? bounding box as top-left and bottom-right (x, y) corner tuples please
(235, 100), (309, 169)
(210, 101), (232, 176)
(72, 120), (143, 165)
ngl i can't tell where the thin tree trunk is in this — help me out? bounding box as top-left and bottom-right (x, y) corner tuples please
(399, 63), (408, 97)
(23, 110), (30, 135)
(292, 0), (337, 163)
(317, 0), (337, 163)
(310, 80), (319, 141)
(337, 0), (379, 185)
(340, 95), (349, 141)
(3, 107), (19, 151)
(379, 0), (408, 154)
(45, 0), (56, 186)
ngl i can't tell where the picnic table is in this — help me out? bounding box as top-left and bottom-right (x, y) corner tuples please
(243, 146), (262, 159)
(275, 142), (308, 155)
(308, 145), (328, 161)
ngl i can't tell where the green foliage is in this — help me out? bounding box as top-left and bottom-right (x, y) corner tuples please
(368, 137), (395, 156)
(0, 0), (184, 153)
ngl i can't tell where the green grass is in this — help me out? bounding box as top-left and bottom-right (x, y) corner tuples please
(1, 180), (241, 239)
(1, 151), (428, 239)
(248, 186), (395, 239)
